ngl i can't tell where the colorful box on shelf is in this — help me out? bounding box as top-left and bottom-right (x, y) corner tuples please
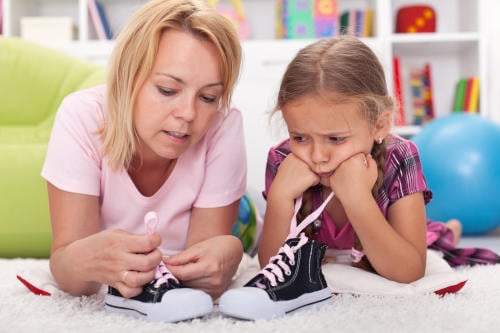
(20, 17), (75, 42)
(277, 0), (338, 39)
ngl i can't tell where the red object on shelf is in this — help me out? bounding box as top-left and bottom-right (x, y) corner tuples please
(396, 5), (436, 33)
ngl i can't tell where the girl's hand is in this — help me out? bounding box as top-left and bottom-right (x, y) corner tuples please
(272, 153), (320, 201)
(163, 235), (243, 300)
(329, 153), (377, 203)
(59, 229), (163, 298)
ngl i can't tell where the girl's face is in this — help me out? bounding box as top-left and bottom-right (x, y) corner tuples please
(282, 94), (379, 188)
(134, 29), (223, 164)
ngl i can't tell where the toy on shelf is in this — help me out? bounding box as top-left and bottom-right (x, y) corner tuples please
(208, 0), (250, 40)
(277, 0), (339, 39)
(396, 5), (436, 33)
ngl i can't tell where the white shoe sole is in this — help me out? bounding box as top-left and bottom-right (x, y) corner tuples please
(219, 287), (333, 320)
(105, 288), (213, 322)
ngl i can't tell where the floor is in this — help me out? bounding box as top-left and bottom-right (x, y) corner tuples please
(458, 227), (500, 254)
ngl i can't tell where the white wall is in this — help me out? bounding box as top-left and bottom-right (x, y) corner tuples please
(486, 0), (500, 124)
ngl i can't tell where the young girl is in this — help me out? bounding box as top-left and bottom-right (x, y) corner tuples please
(42, 0), (245, 322)
(219, 35), (499, 321)
(260, 36), (499, 277)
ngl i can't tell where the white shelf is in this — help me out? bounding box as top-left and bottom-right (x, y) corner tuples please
(0, 0), (490, 191)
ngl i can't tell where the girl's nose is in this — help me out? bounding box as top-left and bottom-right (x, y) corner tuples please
(311, 143), (329, 165)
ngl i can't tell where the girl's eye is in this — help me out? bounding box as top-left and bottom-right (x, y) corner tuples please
(158, 86), (175, 96)
(292, 135), (306, 143)
(330, 136), (346, 143)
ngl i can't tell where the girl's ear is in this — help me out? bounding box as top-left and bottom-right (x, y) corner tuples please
(374, 110), (392, 142)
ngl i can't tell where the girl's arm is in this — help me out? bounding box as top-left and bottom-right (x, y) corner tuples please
(47, 182), (162, 297)
(258, 154), (320, 267)
(345, 191), (427, 282)
(163, 200), (243, 299)
(333, 154), (427, 283)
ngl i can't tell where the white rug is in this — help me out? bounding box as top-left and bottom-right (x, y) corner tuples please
(2, 255), (500, 333)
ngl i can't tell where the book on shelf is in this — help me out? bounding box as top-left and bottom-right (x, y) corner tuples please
(88, 0), (112, 40)
(453, 77), (479, 113)
(339, 8), (373, 37)
(392, 56), (406, 126)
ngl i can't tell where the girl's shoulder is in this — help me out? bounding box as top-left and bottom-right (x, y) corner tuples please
(267, 138), (292, 165)
(385, 133), (420, 163)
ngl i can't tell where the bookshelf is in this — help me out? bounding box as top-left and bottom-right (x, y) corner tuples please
(0, 0), (490, 191)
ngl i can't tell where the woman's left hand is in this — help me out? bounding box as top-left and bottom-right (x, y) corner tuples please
(162, 235), (243, 299)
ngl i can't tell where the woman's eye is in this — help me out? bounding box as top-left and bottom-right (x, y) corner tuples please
(158, 87), (175, 96)
(200, 95), (217, 104)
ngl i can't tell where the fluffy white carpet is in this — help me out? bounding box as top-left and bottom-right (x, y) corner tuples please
(2, 255), (500, 333)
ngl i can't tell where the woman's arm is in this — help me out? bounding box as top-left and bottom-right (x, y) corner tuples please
(47, 182), (163, 297)
(163, 199), (243, 299)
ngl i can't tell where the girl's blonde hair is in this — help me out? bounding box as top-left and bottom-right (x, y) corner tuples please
(102, 0), (242, 170)
(275, 35), (394, 272)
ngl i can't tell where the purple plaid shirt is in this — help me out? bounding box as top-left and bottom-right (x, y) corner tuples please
(264, 133), (432, 249)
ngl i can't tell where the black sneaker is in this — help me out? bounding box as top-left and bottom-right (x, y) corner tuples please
(219, 236), (331, 320)
(219, 193), (334, 320)
(105, 262), (213, 322)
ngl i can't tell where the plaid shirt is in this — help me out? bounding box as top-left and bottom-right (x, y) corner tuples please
(263, 133), (432, 248)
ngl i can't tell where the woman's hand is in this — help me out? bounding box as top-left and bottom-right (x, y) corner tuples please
(329, 153), (377, 204)
(163, 235), (243, 300)
(51, 229), (163, 298)
(273, 153), (320, 201)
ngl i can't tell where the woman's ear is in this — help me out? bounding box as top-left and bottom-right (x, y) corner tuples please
(373, 110), (392, 142)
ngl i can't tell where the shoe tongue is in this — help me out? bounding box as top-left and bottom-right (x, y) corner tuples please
(285, 237), (301, 247)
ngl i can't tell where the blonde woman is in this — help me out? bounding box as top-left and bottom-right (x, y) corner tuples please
(42, 0), (245, 322)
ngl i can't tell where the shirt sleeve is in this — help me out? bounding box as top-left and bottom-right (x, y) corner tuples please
(385, 138), (432, 205)
(195, 108), (247, 207)
(263, 139), (291, 200)
(41, 88), (104, 196)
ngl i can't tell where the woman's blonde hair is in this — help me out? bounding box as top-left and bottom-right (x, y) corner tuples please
(102, 0), (242, 170)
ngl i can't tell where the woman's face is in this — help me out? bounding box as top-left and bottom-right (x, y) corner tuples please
(282, 94), (376, 188)
(134, 29), (223, 163)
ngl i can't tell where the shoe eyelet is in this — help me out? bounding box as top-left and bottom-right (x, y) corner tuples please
(290, 260), (295, 266)
(278, 277), (285, 283)
(285, 270), (292, 276)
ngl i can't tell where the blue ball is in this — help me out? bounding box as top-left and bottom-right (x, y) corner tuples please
(412, 114), (500, 235)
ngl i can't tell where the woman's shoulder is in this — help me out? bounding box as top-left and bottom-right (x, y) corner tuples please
(57, 85), (107, 129)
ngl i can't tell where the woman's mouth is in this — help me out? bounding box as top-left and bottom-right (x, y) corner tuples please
(165, 131), (188, 143)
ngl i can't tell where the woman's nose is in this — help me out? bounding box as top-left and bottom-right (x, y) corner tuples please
(174, 95), (196, 121)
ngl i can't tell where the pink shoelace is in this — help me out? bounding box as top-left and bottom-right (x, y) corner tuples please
(255, 192), (335, 288)
(144, 212), (179, 288)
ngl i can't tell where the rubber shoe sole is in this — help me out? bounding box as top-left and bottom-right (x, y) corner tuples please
(218, 287), (333, 321)
(105, 288), (213, 322)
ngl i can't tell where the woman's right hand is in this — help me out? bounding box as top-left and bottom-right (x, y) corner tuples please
(47, 181), (162, 297)
(51, 229), (163, 298)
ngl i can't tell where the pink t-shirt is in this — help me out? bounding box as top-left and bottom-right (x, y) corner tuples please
(42, 85), (247, 255)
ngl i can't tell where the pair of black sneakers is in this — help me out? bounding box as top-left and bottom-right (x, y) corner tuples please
(105, 196), (334, 322)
